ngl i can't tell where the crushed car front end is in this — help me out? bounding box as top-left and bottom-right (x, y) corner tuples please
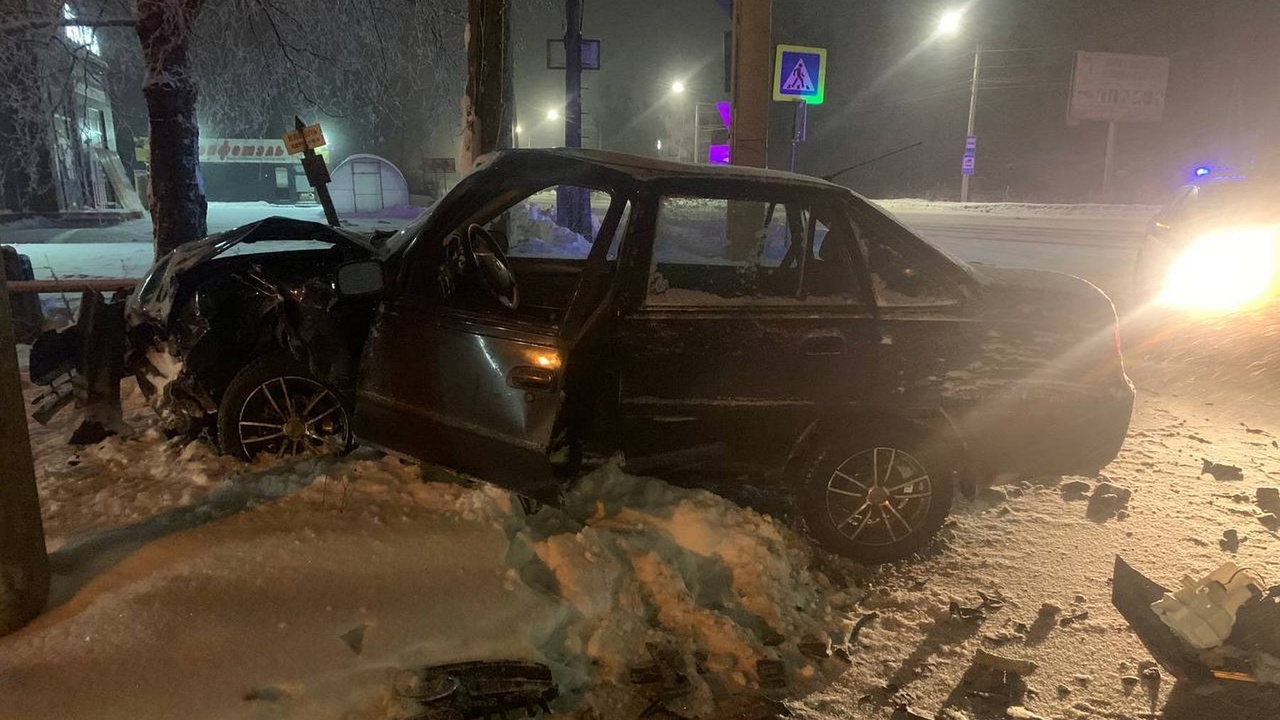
(124, 217), (389, 438)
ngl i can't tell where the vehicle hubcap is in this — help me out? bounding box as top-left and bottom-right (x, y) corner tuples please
(824, 446), (933, 547)
(238, 376), (350, 459)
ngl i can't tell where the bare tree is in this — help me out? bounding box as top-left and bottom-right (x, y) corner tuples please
(3, 0), (468, 256)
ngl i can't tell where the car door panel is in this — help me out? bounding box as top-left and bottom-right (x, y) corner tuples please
(354, 293), (566, 497)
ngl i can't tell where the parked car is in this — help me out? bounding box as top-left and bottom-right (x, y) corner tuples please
(1135, 178), (1280, 312)
(110, 149), (1133, 562)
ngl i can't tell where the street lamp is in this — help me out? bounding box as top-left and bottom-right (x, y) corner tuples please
(671, 80), (686, 95)
(546, 108), (561, 121)
(937, 8), (964, 36)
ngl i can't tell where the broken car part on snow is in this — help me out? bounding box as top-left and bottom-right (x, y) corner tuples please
(25, 149), (1135, 563)
(1112, 556), (1280, 686)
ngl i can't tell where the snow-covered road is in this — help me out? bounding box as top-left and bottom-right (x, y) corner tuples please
(7, 202), (1279, 720)
(6, 201), (1156, 304)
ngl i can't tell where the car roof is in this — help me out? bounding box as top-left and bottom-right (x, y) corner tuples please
(477, 148), (843, 191)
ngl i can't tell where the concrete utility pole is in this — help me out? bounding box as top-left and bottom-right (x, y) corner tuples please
(0, 274), (50, 636)
(960, 42), (981, 203)
(729, 0), (771, 169)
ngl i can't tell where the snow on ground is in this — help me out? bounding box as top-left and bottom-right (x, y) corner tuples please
(7, 208), (1280, 720)
(4, 351), (864, 720)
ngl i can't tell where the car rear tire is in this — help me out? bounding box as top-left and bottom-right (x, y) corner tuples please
(217, 355), (353, 461)
(799, 428), (956, 564)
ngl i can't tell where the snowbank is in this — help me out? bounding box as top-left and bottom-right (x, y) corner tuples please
(504, 463), (863, 715)
(875, 198), (1159, 218)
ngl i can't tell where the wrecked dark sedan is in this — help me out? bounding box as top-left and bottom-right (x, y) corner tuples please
(123, 149), (1134, 562)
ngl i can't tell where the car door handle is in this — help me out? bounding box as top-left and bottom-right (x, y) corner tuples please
(801, 333), (846, 356)
(508, 366), (558, 392)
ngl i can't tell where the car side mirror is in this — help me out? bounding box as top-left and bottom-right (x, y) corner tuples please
(334, 259), (385, 297)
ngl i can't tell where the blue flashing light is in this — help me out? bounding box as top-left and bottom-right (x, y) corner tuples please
(1194, 166), (1212, 178)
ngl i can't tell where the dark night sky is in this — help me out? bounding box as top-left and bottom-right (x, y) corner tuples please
(512, 0), (1280, 203)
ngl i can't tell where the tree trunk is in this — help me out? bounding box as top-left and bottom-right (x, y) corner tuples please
(0, 273), (50, 636)
(136, 0), (207, 260)
(460, 0), (509, 172)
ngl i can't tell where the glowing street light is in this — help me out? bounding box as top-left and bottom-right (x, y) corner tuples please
(670, 80), (686, 94)
(515, 124), (523, 135)
(937, 8), (964, 35)
(546, 108), (560, 121)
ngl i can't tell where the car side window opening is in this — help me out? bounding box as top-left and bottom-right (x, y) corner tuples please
(495, 185), (612, 260)
(427, 183), (625, 326)
(855, 210), (961, 307)
(646, 195), (865, 307)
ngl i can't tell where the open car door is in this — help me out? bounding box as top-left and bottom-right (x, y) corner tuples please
(353, 173), (631, 501)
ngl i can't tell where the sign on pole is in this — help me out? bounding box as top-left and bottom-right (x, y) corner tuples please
(773, 44), (827, 105)
(546, 38), (602, 70)
(282, 124), (325, 155)
(1068, 52), (1170, 123)
(961, 155), (976, 176)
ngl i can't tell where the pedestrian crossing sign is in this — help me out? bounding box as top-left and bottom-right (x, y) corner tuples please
(774, 44), (827, 104)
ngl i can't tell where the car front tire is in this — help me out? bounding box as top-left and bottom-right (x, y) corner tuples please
(217, 354), (353, 461)
(799, 428), (956, 564)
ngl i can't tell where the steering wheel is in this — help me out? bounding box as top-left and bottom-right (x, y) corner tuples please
(461, 223), (520, 310)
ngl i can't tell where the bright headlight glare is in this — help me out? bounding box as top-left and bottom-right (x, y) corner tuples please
(1158, 225), (1278, 312)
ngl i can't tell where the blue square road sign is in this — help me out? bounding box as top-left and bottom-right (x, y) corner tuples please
(774, 45), (827, 105)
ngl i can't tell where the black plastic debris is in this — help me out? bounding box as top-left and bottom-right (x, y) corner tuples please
(950, 600), (988, 622)
(756, 659), (787, 691)
(393, 660), (557, 720)
(339, 623), (368, 655)
(1202, 459), (1244, 482)
(848, 612), (879, 645)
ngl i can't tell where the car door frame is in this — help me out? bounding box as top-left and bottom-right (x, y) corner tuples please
(609, 178), (884, 478)
(352, 162), (636, 499)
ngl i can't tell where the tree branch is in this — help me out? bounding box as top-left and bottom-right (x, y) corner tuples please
(0, 17), (137, 34)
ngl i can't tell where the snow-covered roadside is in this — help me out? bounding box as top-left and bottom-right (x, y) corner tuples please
(5, 353), (864, 719)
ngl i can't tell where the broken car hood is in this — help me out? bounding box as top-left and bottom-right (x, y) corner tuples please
(126, 216), (381, 327)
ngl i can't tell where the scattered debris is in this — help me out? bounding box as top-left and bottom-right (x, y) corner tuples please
(950, 600), (988, 622)
(1220, 528), (1240, 552)
(1260, 513), (1280, 532)
(798, 635), (831, 660)
(1088, 483), (1130, 519)
(1005, 706), (1044, 720)
(1257, 487), (1280, 513)
(1038, 603), (1062, 618)
(891, 705), (933, 720)
(1071, 674), (1090, 687)
(1202, 459), (1244, 482)
(848, 612), (879, 646)
(756, 659), (787, 691)
(1121, 675), (1140, 689)
(979, 487), (1009, 505)
(1113, 557), (1280, 688)
(339, 623), (369, 656)
(392, 660), (557, 720)
(1061, 480), (1092, 498)
(1059, 611), (1089, 627)
(978, 591), (1007, 610)
(1055, 683), (1070, 696)
(973, 648), (1039, 676)
(243, 686), (288, 703)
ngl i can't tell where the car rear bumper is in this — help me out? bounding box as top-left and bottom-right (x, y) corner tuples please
(963, 378), (1135, 481)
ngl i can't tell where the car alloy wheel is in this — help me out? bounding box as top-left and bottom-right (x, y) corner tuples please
(824, 446), (934, 547)
(237, 376), (351, 459)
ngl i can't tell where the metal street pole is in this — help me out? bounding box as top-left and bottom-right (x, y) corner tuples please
(0, 272), (50, 636)
(1102, 119), (1118, 202)
(558, 0), (590, 237)
(960, 41), (981, 202)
